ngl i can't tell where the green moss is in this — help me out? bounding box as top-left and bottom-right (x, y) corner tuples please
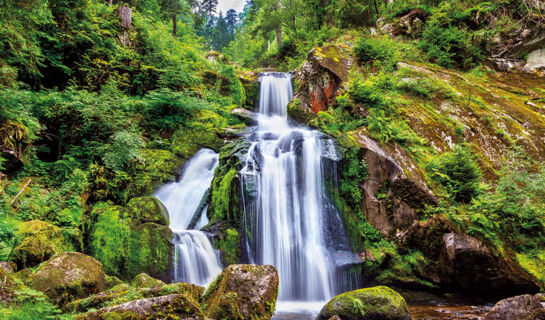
(130, 273), (165, 289)
(126, 197), (169, 226)
(12, 220), (67, 269)
(217, 228), (241, 265)
(89, 203), (172, 281)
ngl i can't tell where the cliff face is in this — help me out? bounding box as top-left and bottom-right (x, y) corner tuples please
(288, 42), (545, 295)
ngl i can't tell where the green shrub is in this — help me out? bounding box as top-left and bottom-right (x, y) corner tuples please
(354, 37), (400, 72)
(418, 3), (483, 69)
(427, 146), (482, 203)
(102, 131), (145, 172)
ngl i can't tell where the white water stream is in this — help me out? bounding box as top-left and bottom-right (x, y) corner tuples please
(154, 149), (223, 287)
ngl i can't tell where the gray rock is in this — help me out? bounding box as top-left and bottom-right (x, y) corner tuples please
(485, 294), (545, 320)
(76, 294), (204, 320)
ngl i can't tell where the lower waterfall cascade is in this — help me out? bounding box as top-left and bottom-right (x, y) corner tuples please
(154, 149), (223, 287)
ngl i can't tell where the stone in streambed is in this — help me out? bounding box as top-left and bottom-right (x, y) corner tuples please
(317, 286), (412, 320)
(201, 264), (279, 320)
(485, 294), (545, 320)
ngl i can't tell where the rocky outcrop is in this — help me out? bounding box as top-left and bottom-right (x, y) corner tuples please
(355, 132), (437, 236)
(399, 217), (542, 294)
(289, 44), (357, 121)
(28, 252), (106, 305)
(201, 264), (279, 320)
(377, 9), (427, 39)
(76, 294), (204, 320)
(485, 294), (545, 320)
(13, 220), (66, 269)
(0, 262), (16, 273)
(317, 286), (412, 320)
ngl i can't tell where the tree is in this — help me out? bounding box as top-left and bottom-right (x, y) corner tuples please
(201, 0), (218, 18)
(226, 9), (238, 32)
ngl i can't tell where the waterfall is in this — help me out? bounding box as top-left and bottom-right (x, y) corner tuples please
(155, 149), (223, 287)
(240, 73), (361, 305)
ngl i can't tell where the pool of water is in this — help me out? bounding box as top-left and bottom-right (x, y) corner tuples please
(271, 301), (493, 320)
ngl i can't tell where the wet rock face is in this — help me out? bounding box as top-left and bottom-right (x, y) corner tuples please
(28, 252), (106, 306)
(289, 44), (357, 121)
(76, 294), (204, 320)
(485, 294), (545, 320)
(317, 286), (412, 320)
(201, 264), (279, 320)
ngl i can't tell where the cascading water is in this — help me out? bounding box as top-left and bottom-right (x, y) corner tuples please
(155, 149), (223, 287)
(240, 73), (361, 309)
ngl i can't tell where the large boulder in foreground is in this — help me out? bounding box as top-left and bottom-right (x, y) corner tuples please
(201, 264), (279, 320)
(28, 252), (105, 305)
(317, 286), (411, 320)
(76, 294), (204, 320)
(485, 294), (545, 320)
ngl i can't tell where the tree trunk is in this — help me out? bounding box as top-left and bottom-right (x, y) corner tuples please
(373, 0), (380, 16)
(109, 0), (113, 5)
(276, 25), (282, 48)
(173, 13), (177, 37)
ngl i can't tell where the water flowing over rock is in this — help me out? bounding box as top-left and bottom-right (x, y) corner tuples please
(155, 149), (223, 286)
(201, 264), (279, 320)
(238, 72), (360, 303)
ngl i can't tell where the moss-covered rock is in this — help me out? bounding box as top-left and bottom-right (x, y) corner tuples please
(126, 196), (169, 226)
(28, 252), (106, 306)
(126, 222), (173, 281)
(12, 220), (66, 269)
(89, 202), (173, 282)
(317, 286), (411, 320)
(201, 264), (279, 320)
(105, 275), (124, 290)
(66, 281), (205, 313)
(130, 273), (165, 289)
(0, 261), (16, 273)
(75, 294), (205, 320)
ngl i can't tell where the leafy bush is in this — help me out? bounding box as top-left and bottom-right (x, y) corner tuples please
(102, 131), (145, 171)
(354, 37), (400, 72)
(428, 146), (482, 203)
(418, 2), (483, 69)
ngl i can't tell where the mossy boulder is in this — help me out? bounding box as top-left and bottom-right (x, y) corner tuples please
(89, 202), (173, 282)
(13, 220), (66, 269)
(126, 197), (169, 226)
(201, 264), (279, 320)
(130, 273), (165, 289)
(317, 286), (411, 320)
(75, 294), (205, 320)
(126, 222), (173, 281)
(0, 261), (16, 273)
(105, 275), (124, 290)
(28, 252), (106, 306)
